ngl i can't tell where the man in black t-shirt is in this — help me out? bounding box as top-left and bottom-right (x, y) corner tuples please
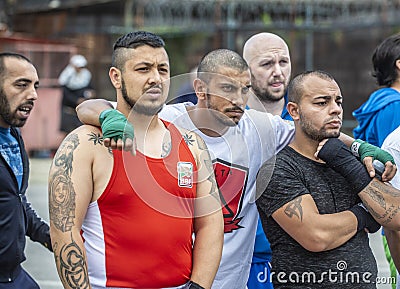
(256, 70), (400, 288)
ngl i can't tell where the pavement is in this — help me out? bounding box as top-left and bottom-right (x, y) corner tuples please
(23, 158), (395, 289)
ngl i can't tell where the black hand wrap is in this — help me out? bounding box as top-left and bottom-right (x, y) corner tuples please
(317, 138), (372, 194)
(349, 203), (381, 233)
(185, 281), (205, 289)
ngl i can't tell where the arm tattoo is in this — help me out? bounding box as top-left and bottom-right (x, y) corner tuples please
(363, 185), (386, 210)
(183, 133), (195, 146)
(284, 196), (304, 221)
(195, 134), (219, 200)
(57, 234), (90, 289)
(49, 133), (79, 232)
(362, 180), (400, 225)
(161, 141), (172, 157)
(87, 132), (103, 145)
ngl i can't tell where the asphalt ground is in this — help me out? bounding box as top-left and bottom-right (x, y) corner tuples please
(23, 158), (394, 289)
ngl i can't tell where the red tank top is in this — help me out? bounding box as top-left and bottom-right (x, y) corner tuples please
(97, 121), (197, 288)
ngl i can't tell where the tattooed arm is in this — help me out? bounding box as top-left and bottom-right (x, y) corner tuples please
(184, 131), (223, 289)
(356, 179), (400, 230)
(48, 127), (102, 289)
(271, 194), (358, 252)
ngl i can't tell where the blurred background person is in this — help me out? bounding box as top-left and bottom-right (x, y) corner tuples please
(58, 54), (95, 136)
(170, 66), (198, 104)
(352, 32), (400, 288)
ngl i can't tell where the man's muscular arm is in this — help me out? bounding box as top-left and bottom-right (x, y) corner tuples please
(182, 131), (223, 289)
(49, 129), (96, 289)
(318, 138), (400, 230)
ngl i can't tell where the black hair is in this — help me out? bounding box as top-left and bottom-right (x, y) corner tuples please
(288, 70), (335, 104)
(371, 33), (400, 86)
(111, 31), (165, 71)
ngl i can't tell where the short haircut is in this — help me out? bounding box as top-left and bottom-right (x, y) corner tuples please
(288, 70), (335, 104)
(197, 49), (249, 83)
(372, 33), (400, 86)
(0, 52), (32, 85)
(111, 31), (165, 71)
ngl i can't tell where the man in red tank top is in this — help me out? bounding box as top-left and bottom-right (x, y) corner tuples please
(48, 31), (224, 289)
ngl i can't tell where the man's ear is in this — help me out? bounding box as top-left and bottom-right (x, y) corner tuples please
(287, 101), (300, 121)
(109, 67), (122, 89)
(193, 78), (207, 100)
(396, 59), (400, 71)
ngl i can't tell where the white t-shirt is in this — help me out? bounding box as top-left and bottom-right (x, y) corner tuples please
(159, 103), (294, 289)
(381, 125), (400, 189)
(381, 125), (400, 289)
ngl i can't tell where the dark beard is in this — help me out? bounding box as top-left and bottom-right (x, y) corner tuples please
(299, 111), (340, 141)
(0, 88), (27, 127)
(252, 84), (285, 102)
(121, 78), (164, 116)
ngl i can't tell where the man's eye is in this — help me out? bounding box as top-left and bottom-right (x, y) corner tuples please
(316, 102), (327, 106)
(137, 67), (149, 72)
(242, 87), (249, 94)
(222, 85), (233, 92)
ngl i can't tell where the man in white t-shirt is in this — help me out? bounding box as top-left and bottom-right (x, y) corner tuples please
(76, 47), (396, 289)
(381, 127), (400, 289)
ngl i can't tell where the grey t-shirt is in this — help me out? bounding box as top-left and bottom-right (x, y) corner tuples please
(256, 146), (377, 289)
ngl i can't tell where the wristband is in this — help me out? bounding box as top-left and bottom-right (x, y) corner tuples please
(318, 138), (372, 193)
(99, 109), (134, 142)
(349, 203), (381, 233)
(351, 139), (395, 165)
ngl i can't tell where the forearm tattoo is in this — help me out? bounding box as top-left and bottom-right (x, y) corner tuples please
(362, 180), (400, 225)
(284, 196), (304, 221)
(49, 133), (79, 232)
(56, 234), (90, 289)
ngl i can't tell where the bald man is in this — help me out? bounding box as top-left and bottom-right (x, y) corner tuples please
(243, 32), (291, 118)
(243, 33), (293, 289)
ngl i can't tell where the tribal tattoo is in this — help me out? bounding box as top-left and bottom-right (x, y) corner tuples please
(284, 196), (304, 221)
(57, 235), (90, 289)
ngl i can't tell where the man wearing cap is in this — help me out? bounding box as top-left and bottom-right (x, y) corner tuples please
(58, 54), (95, 135)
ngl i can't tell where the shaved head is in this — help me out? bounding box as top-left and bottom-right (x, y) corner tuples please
(242, 32), (291, 103)
(243, 32), (289, 65)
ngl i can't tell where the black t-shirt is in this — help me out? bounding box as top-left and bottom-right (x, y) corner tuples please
(256, 146), (377, 289)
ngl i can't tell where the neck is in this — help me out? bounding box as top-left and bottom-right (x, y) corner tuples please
(187, 104), (229, 137)
(247, 93), (285, 116)
(289, 132), (323, 163)
(391, 80), (400, 93)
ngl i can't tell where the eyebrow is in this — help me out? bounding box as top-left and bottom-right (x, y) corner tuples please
(137, 61), (169, 67)
(314, 95), (342, 100)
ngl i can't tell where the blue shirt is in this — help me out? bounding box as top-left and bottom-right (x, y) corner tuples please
(0, 127), (23, 189)
(253, 93), (292, 259)
(353, 87), (400, 147)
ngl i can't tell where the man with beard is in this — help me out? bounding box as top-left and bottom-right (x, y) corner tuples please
(243, 32), (292, 289)
(76, 46), (396, 288)
(0, 53), (52, 288)
(243, 32), (291, 119)
(48, 31), (224, 289)
(256, 70), (400, 288)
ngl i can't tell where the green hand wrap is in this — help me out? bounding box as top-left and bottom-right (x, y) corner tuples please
(350, 139), (395, 165)
(99, 109), (134, 142)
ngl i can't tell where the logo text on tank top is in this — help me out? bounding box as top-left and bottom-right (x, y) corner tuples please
(177, 162), (193, 188)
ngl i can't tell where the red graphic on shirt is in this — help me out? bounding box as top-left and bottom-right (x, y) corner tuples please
(213, 160), (248, 233)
